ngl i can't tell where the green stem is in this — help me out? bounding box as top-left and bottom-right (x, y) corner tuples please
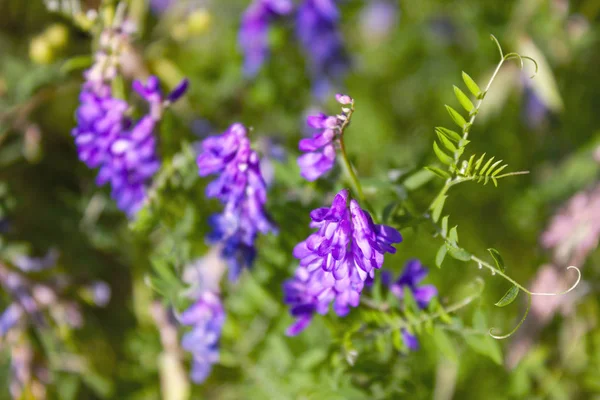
(338, 135), (365, 204)
(335, 99), (367, 205)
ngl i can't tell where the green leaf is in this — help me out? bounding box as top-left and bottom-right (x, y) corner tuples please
(479, 157), (496, 176)
(61, 55), (93, 73)
(495, 285), (519, 307)
(465, 154), (476, 175)
(486, 160), (504, 176)
(433, 142), (454, 166)
(433, 329), (458, 362)
(474, 153), (486, 171)
(425, 166), (451, 179)
(447, 246), (472, 261)
(430, 194), (447, 222)
(491, 164), (508, 177)
(392, 329), (404, 351)
(435, 244), (447, 268)
(435, 127), (462, 142)
(441, 216), (449, 237)
(464, 335), (503, 365)
(453, 85), (475, 113)
(448, 226), (458, 244)
(436, 130), (458, 152)
(445, 105), (467, 129)
(487, 248), (505, 272)
(462, 71), (482, 97)
(430, 298), (452, 324)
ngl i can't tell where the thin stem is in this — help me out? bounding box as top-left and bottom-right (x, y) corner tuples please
(339, 135), (365, 204)
(470, 255), (531, 293)
(336, 100), (366, 204)
(489, 294), (532, 339)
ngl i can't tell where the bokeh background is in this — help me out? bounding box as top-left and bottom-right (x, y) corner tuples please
(0, 0), (599, 399)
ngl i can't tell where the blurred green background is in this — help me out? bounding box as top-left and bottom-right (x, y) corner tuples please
(0, 0), (599, 399)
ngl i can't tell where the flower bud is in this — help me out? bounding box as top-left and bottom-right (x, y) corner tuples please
(187, 9), (212, 36)
(29, 37), (53, 65)
(44, 24), (69, 49)
(335, 94), (353, 105)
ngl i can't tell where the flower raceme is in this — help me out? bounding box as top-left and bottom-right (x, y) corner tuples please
(283, 189), (402, 336)
(73, 76), (187, 216)
(296, 0), (349, 97)
(180, 291), (225, 384)
(297, 94), (353, 181)
(72, 24), (188, 216)
(239, 0), (294, 77)
(197, 123), (276, 280)
(239, 0), (349, 94)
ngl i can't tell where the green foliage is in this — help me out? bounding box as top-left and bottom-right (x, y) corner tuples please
(0, 0), (598, 399)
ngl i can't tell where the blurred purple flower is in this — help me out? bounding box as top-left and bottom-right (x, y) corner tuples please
(297, 93), (353, 181)
(239, 0), (294, 77)
(150, 0), (175, 14)
(0, 303), (22, 336)
(359, 0), (398, 44)
(522, 86), (549, 129)
(89, 281), (111, 307)
(374, 259), (437, 351)
(541, 184), (600, 266)
(284, 189), (402, 336)
(389, 259), (437, 309)
(197, 123), (276, 280)
(402, 328), (419, 351)
(13, 249), (59, 273)
(180, 291), (225, 383)
(296, 0), (349, 97)
(73, 30), (188, 216)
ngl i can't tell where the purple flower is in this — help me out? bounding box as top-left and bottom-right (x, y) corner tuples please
(180, 291), (225, 383)
(239, 0), (294, 77)
(150, 0), (175, 14)
(359, 0), (398, 44)
(402, 328), (419, 351)
(197, 124), (276, 279)
(296, 0), (349, 97)
(73, 52), (188, 216)
(522, 86), (549, 130)
(283, 189), (402, 336)
(297, 94), (353, 181)
(0, 304), (23, 336)
(389, 259), (437, 309)
(379, 259), (437, 351)
(13, 249), (59, 273)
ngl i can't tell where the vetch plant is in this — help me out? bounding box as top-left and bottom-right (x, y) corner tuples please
(7, 1), (593, 397)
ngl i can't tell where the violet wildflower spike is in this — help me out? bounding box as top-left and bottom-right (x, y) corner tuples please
(298, 94), (354, 181)
(296, 0), (349, 97)
(72, 19), (188, 216)
(239, 0), (294, 77)
(180, 291), (225, 383)
(197, 124), (276, 279)
(284, 189), (402, 335)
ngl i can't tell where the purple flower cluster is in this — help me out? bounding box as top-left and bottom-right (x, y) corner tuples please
(384, 259), (437, 350)
(239, 0), (294, 77)
(283, 189), (402, 335)
(298, 93), (352, 181)
(239, 0), (348, 94)
(180, 291), (225, 383)
(72, 36), (188, 216)
(197, 123), (276, 280)
(296, 0), (349, 96)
